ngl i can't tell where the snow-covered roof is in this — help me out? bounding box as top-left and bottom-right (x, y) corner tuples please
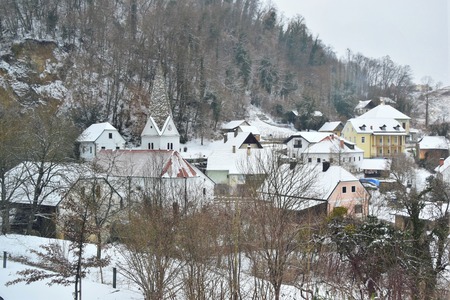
(418, 136), (449, 150)
(223, 132), (262, 149)
(358, 104), (410, 120)
(6, 162), (93, 206)
(284, 132), (331, 144)
(361, 158), (391, 170)
(77, 122), (117, 142)
(206, 147), (271, 174)
(221, 120), (249, 130)
(347, 118), (407, 135)
(318, 121), (343, 132)
(355, 100), (374, 110)
(260, 164), (360, 211)
(239, 125), (260, 135)
(95, 149), (198, 178)
(435, 156), (450, 173)
(313, 111), (323, 117)
(305, 135), (363, 155)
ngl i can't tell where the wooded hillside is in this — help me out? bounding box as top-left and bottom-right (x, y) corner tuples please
(0, 0), (414, 143)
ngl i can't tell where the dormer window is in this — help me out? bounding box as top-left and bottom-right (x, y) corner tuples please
(109, 133), (113, 139)
(359, 124), (366, 131)
(394, 125), (400, 131)
(380, 125), (386, 131)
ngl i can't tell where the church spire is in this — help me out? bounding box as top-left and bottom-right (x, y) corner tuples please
(149, 63), (171, 131)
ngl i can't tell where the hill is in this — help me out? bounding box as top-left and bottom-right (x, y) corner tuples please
(0, 0), (419, 143)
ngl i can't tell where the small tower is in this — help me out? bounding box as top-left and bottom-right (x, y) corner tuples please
(141, 65), (180, 151)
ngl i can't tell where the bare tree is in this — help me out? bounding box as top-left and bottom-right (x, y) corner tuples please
(17, 106), (78, 235)
(241, 148), (319, 300)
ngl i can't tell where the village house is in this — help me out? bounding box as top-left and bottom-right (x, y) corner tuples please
(357, 102), (411, 134)
(260, 162), (370, 218)
(416, 136), (449, 168)
(341, 118), (407, 159)
(435, 157), (450, 183)
(354, 99), (376, 116)
(284, 133), (364, 172)
(94, 149), (215, 209)
(284, 132), (331, 159)
(318, 121), (344, 136)
(221, 120), (261, 141)
(77, 122), (126, 161)
(206, 134), (267, 194)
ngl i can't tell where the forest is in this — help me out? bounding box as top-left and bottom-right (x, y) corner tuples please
(0, 0), (415, 144)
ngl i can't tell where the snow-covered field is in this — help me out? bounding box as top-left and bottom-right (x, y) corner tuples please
(0, 234), (140, 300)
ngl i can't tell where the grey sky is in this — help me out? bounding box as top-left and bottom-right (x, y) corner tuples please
(269, 0), (449, 86)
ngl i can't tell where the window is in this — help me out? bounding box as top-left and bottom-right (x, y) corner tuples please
(167, 143), (173, 150)
(101, 146), (105, 150)
(355, 205), (363, 214)
(359, 156), (361, 161)
(116, 146), (119, 150)
(90, 147), (92, 154)
(317, 158), (321, 163)
(308, 158), (312, 163)
(402, 122), (406, 129)
(342, 186), (347, 193)
(379, 149), (382, 154)
(394, 136), (398, 143)
(109, 133), (113, 139)
(351, 186), (356, 192)
(148, 143), (154, 150)
(294, 139), (302, 148)
(361, 136), (365, 143)
(353, 157), (356, 162)
(379, 137), (383, 144)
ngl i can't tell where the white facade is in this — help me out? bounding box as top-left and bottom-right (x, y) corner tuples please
(141, 115), (180, 151)
(285, 133), (364, 173)
(78, 122), (126, 161)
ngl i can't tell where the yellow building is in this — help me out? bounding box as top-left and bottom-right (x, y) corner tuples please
(357, 103), (411, 135)
(342, 118), (407, 158)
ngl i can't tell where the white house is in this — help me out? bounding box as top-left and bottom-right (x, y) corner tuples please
(141, 67), (180, 151)
(94, 149), (215, 209)
(77, 122), (126, 161)
(206, 144), (269, 192)
(284, 132), (331, 159)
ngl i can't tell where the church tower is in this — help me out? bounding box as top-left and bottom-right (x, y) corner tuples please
(141, 65), (180, 151)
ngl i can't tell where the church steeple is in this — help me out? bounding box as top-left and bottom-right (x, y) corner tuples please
(148, 64), (172, 132)
(141, 63), (180, 151)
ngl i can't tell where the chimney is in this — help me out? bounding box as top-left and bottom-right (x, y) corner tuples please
(232, 145), (236, 153)
(247, 144), (251, 156)
(340, 140), (344, 149)
(224, 133), (228, 143)
(439, 158), (445, 166)
(322, 161), (330, 172)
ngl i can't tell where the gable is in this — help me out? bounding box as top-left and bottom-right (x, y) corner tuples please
(141, 116), (162, 137)
(160, 115), (180, 137)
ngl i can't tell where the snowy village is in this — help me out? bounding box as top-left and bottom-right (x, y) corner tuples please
(0, 1), (450, 299)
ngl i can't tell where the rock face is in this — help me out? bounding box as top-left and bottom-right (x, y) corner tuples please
(0, 40), (69, 108)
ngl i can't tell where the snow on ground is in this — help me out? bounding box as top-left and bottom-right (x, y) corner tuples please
(0, 234), (140, 300)
(0, 234), (303, 300)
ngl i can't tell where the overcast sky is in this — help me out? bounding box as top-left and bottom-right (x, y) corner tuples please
(269, 0), (450, 87)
